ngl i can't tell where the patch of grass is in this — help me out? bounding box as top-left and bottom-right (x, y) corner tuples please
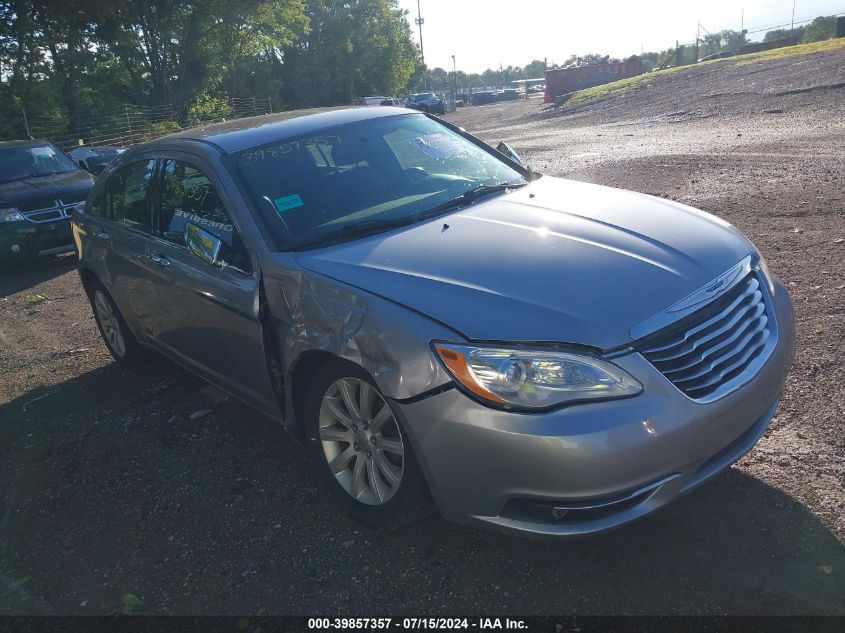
(564, 60), (725, 107)
(27, 293), (50, 305)
(735, 37), (845, 65)
(562, 37), (845, 107)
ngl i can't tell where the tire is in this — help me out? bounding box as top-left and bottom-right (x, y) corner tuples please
(304, 359), (433, 530)
(89, 282), (149, 367)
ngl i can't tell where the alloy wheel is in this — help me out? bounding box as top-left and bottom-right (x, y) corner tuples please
(318, 378), (405, 505)
(93, 289), (126, 358)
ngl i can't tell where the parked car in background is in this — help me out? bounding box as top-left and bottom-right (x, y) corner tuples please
(359, 96), (389, 107)
(0, 139), (94, 267)
(470, 90), (496, 106)
(405, 92), (446, 115)
(74, 106), (794, 537)
(69, 146), (127, 176)
(699, 51), (735, 62)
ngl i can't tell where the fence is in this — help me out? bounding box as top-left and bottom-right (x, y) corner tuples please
(16, 97), (273, 151)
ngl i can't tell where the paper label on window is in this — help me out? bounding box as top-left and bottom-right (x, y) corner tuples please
(274, 194), (304, 213)
(31, 146), (57, 158)
(408, 134), (467, 160)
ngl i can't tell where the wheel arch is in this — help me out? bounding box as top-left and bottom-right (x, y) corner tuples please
(77, 265), (99, 299)
(286, 350), (360, 437)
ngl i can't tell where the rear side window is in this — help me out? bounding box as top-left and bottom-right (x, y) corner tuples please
(159, 160), (234, 247)
(105, 160), (156, 232)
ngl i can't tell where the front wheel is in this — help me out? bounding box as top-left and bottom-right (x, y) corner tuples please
(305, 360), (433, 529)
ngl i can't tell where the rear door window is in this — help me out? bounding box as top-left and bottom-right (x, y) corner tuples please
(105, 159), (156, 232)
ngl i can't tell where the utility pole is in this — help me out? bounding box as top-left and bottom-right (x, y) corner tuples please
(415, 0), (426, 90)
(451, 54), (457, 109)
(791, 0), (796, 31)
(695, 19), (700, 62)
(21, 106), (33, 139)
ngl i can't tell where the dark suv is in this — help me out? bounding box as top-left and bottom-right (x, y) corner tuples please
(405, 93), (446, 115)
(0, 139), (95, 267)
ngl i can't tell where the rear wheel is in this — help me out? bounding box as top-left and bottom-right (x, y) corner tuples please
(305, 360), (433, 529)
(90, 284), (148, 367)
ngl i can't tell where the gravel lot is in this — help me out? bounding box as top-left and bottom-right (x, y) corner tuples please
(1, 44), (844, 615)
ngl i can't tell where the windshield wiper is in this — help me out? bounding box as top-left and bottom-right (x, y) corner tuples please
(416, 181), (527, 221)
(286, 216), (419, 251)
(284, 182), (526, 251)
(338, 216), (419, 238)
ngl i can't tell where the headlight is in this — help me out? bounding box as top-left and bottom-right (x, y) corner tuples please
(0, 207), (25, 223)
(433, 343), (642, 410)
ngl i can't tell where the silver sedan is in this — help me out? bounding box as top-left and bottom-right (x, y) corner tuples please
(73, 107), (795, 537)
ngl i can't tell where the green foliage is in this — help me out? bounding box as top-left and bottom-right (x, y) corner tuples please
(136, 120), (182, 143)
(0, 0), (418, 141)
(699, 29), (748, 58)
(764, 27), (804, 42)
(187, 92), (232, 126)
(765, 16), (837, 44)
(116, 592), (144, 616)
(802, 16), (837, 43)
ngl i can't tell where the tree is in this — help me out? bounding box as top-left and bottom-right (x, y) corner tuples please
(699, 29), (748, 58)
(802, 16), (836, 43)
(278, 0), (417, 106)
(764, 27), (804, 42)
(208, 0), (308, 98)
(523, 59), (546, 79)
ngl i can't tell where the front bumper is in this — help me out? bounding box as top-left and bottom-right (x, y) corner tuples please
(0, 218), (75, 265)
(393, 280), (795, 537)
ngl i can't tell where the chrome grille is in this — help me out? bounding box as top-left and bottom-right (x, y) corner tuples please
(636, 272), (772, 401)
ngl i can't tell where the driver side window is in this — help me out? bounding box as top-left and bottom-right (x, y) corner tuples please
(158, 159), (250, 271)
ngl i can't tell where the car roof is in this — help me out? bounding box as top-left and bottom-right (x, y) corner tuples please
(0, 139), (55, 149)
(151, 106), (421, 154)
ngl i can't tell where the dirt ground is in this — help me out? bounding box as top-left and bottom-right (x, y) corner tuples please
(1, 45), (844, 615)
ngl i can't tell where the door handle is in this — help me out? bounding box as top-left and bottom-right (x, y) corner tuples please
(150, 253), (171, 267)
(93, 230), (110, 240)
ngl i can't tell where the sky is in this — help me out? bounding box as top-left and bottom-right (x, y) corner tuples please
(397, 0), (845, 73)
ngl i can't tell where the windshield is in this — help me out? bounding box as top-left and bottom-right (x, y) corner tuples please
(0, 144), (80, 184)
(412, 93), (434, 102)
(232, 113), (527, 250)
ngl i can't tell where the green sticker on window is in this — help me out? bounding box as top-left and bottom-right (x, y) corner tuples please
(273, 194), (304, 213)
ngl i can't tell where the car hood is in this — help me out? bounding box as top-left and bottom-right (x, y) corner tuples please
(0, 169), (94, 209)
(296, 176), (754, 349)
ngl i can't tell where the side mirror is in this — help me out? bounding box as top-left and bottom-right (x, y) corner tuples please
(496, 142), (526, 169)
(185, 222), (222, 267)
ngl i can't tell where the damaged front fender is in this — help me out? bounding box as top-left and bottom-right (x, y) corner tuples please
(257, 252), (457, 428)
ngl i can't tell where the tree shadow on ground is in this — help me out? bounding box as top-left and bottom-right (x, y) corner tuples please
(0, 254), (77, 298)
